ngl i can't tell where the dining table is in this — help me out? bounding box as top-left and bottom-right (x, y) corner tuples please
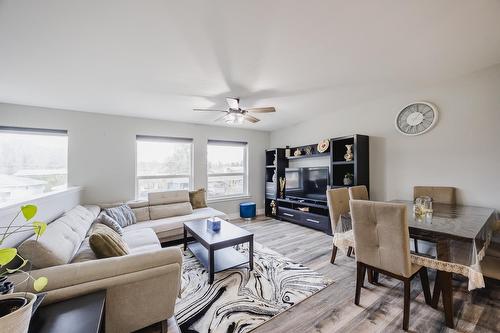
(333, 200), (497, 329)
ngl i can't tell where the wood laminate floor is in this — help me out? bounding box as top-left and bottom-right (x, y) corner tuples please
(142, 217), (500, 333)
(231, 217), (500, 333)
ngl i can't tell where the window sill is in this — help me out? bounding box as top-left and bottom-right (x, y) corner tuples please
(207, 194), (252, 204)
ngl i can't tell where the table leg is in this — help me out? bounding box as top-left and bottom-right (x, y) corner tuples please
(435, 239), (454, 329)
(249, 237), (254, 271)
(208, 247), (215, 284)
(183, 226), (187, 251)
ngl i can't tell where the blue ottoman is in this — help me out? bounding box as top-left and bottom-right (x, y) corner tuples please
(240, 202), (256, 220)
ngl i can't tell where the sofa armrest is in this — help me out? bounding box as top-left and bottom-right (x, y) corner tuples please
(15, 247), (182, 292)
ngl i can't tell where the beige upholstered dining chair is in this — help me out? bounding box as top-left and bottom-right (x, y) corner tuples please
(326, 187), (353, 264)
(350, 200), (431, 331)
(413, 186), (456, 204)
(348, 185), (369, 200)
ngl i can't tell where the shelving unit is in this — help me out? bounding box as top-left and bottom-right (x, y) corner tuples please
(264, 134), (369, 235)
(264, 149), (288, 217)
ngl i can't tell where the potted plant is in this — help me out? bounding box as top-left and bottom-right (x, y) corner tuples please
(343, 172), (354, 186)
(0, 204), (48, 333)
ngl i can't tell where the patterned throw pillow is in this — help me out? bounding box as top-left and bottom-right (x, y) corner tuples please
(89, 224), (129, 258)
(105, 204), (136, 227)
(189, 188), (207, 209)
(97, 213), (123, 235)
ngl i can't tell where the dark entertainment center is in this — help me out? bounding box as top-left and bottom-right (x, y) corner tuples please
(265, 134), (369, 235)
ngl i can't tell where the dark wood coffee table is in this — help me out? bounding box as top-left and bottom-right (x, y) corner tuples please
(183, 218), (254, 284)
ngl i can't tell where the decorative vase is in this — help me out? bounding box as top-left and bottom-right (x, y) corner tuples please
(0, 292), (37, 333)
(344, 144), (353, 161)
(285, 146), (291, 158)
(293, 148), (301, 157)
(343, 177), (353, 186)
(272, 172), (277, 183)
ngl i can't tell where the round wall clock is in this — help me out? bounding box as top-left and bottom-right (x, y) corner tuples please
(395, 102), (438, 136)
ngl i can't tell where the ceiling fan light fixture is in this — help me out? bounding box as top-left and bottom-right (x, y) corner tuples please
(225, 113), (244, 124)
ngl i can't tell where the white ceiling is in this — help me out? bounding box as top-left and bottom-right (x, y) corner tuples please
(1, 0), (499, 131)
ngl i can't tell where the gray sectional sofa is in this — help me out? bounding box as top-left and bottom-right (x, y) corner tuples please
(13, 190), (227, 332)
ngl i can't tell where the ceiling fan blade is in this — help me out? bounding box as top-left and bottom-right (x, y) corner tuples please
(193, 108), (227, 112)
(245, 107), (276, 113)
(244, 114), (260, 123)
(226, 97), (240, 110)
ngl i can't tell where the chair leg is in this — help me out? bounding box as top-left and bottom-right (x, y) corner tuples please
(419, 267), (432, 305)
(347, 246), (353, 257)
(413, 238), (419, 253)
(355, 262), (366, 305)
(330, 245), (338, 264)
(431, 270), (442, 309)
(403, 279), (411, 331)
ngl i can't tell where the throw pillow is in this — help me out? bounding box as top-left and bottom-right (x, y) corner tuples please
(189, 188), (207, 209)
(89, 224), (129, 258)
(97, 212), (124, 235)
(105, 204), (136, 227)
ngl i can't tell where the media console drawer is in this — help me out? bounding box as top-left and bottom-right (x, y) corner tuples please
(277, 207), (332, 235)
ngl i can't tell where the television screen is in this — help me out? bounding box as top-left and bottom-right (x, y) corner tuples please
(285, 167), (329, 201)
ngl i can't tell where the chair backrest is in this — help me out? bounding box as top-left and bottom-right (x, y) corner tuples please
(326, 188), (350, 231)
(413, 186), (456, 205)
(349, 185), (369, 200)
(350, 200), (412, 277)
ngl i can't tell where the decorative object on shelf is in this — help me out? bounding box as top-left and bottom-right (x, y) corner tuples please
(279, 177), (286, 199)
(298, 207), (310, 212)
(317, 139), (329, 153)
(207, 217), (221, 231)
(270, 200), (277, 215)
(344, 144), (353, 161)
(293, 148), (302, 157)
(304, 146), (313, 155)
(395, 101), (438, 136)
(0, 204), (49, 333)
(271, 171), (277, 183)
(343, 172), (353, 186)
(272, 153), (277, 166)
(285, 146), (291, 158)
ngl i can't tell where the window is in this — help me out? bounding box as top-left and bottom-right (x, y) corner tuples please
(207, 140), (248, 199)
(136, 135), (193, 199)
(0, 127), (68, 205)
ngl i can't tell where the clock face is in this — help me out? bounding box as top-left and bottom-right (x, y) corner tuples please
(396, 102), (438, 136)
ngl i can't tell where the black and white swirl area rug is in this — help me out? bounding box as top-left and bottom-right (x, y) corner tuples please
(175, 242), (332, 333)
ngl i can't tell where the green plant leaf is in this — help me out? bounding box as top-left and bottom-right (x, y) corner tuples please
(0, 248), (17, 266)
(33, 222), (47, 237)
(33, 276), (48, 292)
(21, 205), (37, 221)
(6, 258), (28, 273)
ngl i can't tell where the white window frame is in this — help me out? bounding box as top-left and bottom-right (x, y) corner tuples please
(135, 135), (194, 198)
(0, 126), (68, 206)
(207, 140), (248, 200)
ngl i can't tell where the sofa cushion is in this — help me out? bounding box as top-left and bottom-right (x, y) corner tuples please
(99, 202), (125, 209)
(122, 228), (161, 254)
(148, 190), (189, 206)
(97, 212), (124, 235)
(127, 199), (149, 209)
(125, 207), (226, 235)
(189, 188), (207, 209)
(149, 202), (193, 220)
(89, 224), (129, 258)
(71, 237), (97, 263)
(105, 204), (136, 227)
(18, 205), (95, 268)
(132, 207), (150, 222)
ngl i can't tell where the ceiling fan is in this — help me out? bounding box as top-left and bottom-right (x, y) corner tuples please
(193, 97), (276, 124)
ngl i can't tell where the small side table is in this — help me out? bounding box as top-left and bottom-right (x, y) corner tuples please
(29, 290), (106, 333)
(240, 202), (256, 220)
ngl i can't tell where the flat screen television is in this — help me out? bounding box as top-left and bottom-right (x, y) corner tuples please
(285, 167), (330, 202)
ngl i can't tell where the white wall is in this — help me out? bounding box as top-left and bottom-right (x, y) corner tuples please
(270, 65), (500, 211)
(0, 104), (270, 214)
